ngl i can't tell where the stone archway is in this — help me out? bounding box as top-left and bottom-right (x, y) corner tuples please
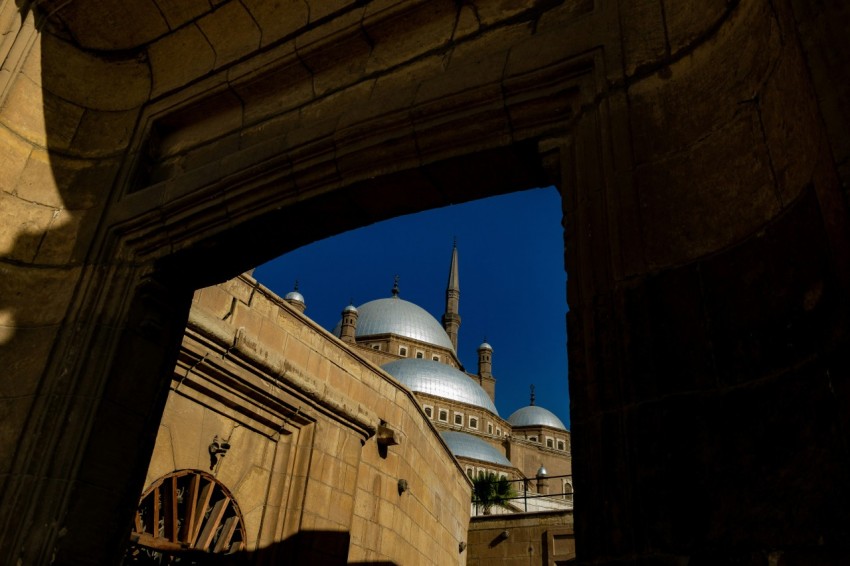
(2, 1), (850, 564)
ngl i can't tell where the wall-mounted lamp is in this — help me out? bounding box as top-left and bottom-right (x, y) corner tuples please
(458, 541), (467, 553)
(377, 422), (400, 447)
(397, 479), (409, 495)
(377, 420), (400, 459)
(209, 435), (231, 470)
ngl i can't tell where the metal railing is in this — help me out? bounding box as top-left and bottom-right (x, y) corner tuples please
(472, 473), (574, 515)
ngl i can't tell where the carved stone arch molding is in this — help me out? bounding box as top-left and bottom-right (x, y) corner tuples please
(7, 0), (850, 564)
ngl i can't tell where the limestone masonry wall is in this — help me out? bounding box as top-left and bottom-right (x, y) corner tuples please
(141, 275), (470, 563)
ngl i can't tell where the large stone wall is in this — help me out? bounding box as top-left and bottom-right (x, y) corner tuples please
(142, 275), (470, 563)
(467, 510), (574, 565)
(1, 0), (849, 563)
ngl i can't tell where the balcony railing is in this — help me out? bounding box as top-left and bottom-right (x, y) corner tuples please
(472, 473), (573, 515)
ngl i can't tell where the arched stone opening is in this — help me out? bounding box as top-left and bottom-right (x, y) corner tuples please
(2, 0), (850, 564)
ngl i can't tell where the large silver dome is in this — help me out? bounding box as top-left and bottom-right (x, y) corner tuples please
(333, 297), (454, 351)
(381, 359), (498, 415)
(441, 431), (512, 467)
(507, 406), (567, 430)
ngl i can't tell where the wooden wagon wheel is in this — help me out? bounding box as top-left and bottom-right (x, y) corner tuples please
(124, 470), (246, 564)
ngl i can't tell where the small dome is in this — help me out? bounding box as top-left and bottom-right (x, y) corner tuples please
(333, 297), (454, 351)
(343, 304), (358, 313)
(508, 406), (567, 430)
(478, 341), (492, 351)
(381, 359), (498, 415)
(441, 431), (512, 468)
(285, 290), (305, 304)
(536, 465), (548, 477)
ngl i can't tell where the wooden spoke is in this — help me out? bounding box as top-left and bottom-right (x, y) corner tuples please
(213, 516), (238, 553)
(189, 480), (213, 547)
(152, 485), (160, 537)
(194, 497), (227, 551)
(180, 472), (199, 544)
(165, 475), (178, 542)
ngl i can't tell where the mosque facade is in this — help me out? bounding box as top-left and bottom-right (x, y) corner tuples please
(127, 245), (573, 564)
(323, 245), (574, 504)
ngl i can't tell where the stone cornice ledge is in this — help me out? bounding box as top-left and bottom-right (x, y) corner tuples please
(185, 307), (378, 442)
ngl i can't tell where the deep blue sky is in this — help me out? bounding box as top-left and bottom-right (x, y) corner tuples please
(253, 186), (571, 428)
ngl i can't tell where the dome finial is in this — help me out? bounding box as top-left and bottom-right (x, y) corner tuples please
(392, 275), (400, 297)
(530, 384), (536, 406)
(293, 279), (299, 291)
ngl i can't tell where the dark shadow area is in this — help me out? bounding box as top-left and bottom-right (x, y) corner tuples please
(124, 529), (400, 566)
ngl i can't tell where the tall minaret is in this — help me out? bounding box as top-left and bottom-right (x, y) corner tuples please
(442, 241), (461, 351)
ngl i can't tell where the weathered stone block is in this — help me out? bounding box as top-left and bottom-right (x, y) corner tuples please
(243, 0), (309, 47)
(758, 37), (824, 205)
(148, 24), (216, 97)
(56, 0), (169, 50)
(16, 150), (75, 210)
(37, 34), (150, 111)
(0, 74), (84, 150)
(629, 0), (780, 165)
(701, 187), (840, 386)
(363, 0), (456, 75)
(296, 7), (371, 97)
(155, 0), (212, 29)
(197, 1), (261, 69)
(620, 264), (717, 406)
(635, 109), (780, 269)
(235, 49), (314, 127)
(68, 108), (141, 159)
(0, 396), (35, 476)
(619, 0), (667, 77)
(32, 208), (89, 265)
(663, 0), (731, 56)
(0, 125), (32, 192)
(0, 192), (57, 261)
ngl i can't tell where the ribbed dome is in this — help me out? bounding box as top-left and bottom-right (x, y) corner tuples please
(333, 297), (454, 351)
(284, 290), (304, 304)
(507, 406), (567, 430)
(441, 431), (512, 467)
(381, 359), (498, 415)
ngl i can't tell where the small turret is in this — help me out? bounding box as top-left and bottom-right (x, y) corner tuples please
(284, 281), (306, 313)
(340, 301), (359, 343)
(477, 340), (493, 380)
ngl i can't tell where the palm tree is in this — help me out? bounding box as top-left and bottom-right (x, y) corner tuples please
(472, 472), (516, 515)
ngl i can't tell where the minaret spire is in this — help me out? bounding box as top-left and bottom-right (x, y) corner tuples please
(442, 240), (461, 351)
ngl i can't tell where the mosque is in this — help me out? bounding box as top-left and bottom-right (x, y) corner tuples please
(124, 245), (574, 563)
(306, 244), (575, 505)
